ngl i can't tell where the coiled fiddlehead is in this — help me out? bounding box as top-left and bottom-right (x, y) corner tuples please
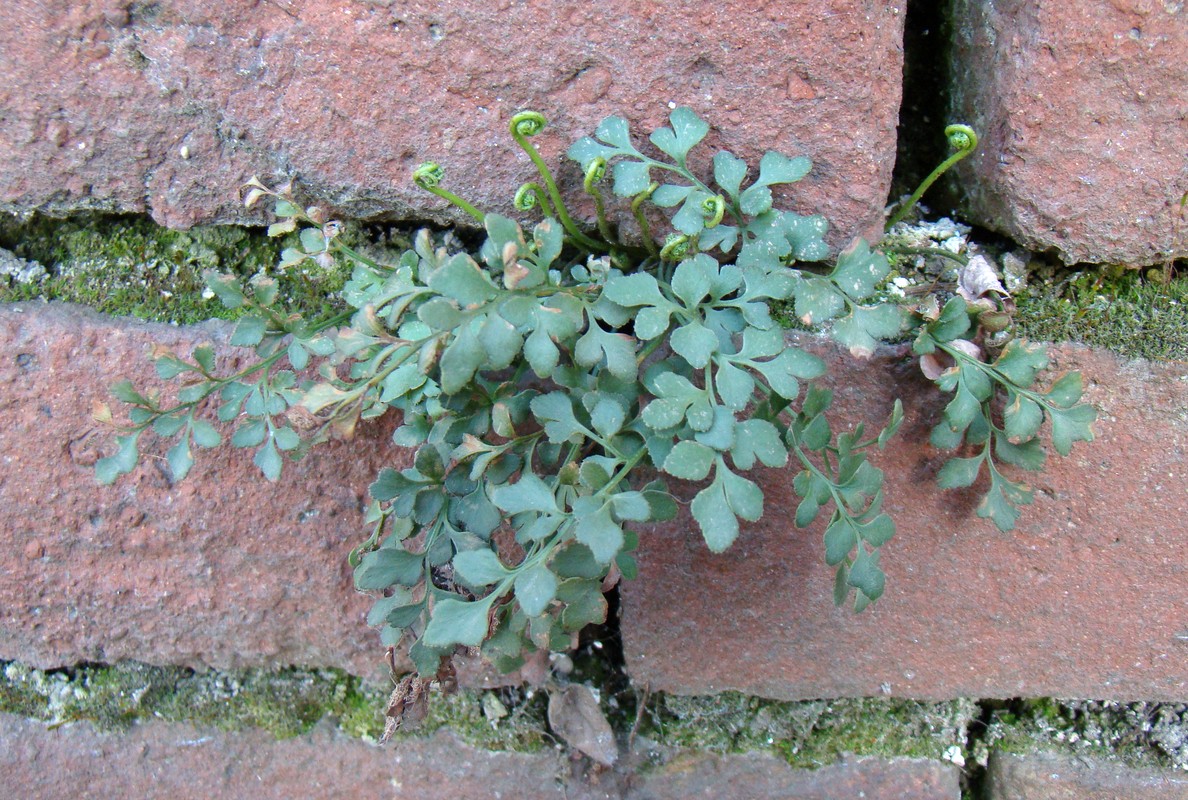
(885, 123), (979, 231)
(510, 110), (547, 138)
(660, 233), (692, 262)
(944, 124), (977, 153)
(509, 111), (605, 252)
(413, 162), (486, 224)
(701, 194), (726, 229)
(582, 158), (608, 193)
(513, 183), (556, 218)
(412, 162), (445, 189)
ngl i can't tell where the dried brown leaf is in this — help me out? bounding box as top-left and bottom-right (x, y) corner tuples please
(547, 684), (619, 766)
(919, 352), (948, 381)
(957, 255), (1007, 306)
(379, 674), (433, 745)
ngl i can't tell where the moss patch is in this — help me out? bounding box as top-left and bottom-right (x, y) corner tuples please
(1014, 267), (1188, 362)
(0, 213), (358, 325)
(646, 692), (976, 769)
(5, 658), (1186, 781)
(0, 660), (549, 751)
(4, 211), (1186, 363)
(975, 698), (1188, 774)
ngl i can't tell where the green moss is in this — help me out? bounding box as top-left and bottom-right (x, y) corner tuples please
(1014, 267), (1188, 362)
(6, 658), (1185, 776)
(5, 211), (1184, 365)
(648, 692), (976, 768)
(976, 699), (1188, 773)
(416, 687), (550, 751)
(0, 213), (355, 325)
(0, 660), (549, 751)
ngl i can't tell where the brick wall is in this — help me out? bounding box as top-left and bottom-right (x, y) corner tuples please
(2, 1), (1186, 797)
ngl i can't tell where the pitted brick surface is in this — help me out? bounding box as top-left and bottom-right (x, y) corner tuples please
(949, 0), (1188, 265)
(621, 337), (1188, 701)
(3, 303), (1186, 702)
(0, 0), (905, 247)
(630, 751), (959, 799)
(985, 751), (1188, 799)
(0, 303), (397, 679)
(0, 714), (571, 800)
(0, 712), (962, 800)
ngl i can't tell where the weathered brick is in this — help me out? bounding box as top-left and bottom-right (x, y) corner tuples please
(985, 751), (1188, 800)
(949, 0), (1188, 266)
(0, 711), (962, 800)
(0, 713), (571, 800)
(5, 303), (1187, 703)
(621, 337), (1188, 701)
(0, 0), (905, 245)
(0, 304), (394, 679)
(630, 751), (960, 799)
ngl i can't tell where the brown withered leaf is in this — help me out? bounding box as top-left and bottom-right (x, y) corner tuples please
(919, 352), (948, 381)
(547, 684), (619, 766)
(379, 674), (433, 745)
(916, 293), (941, 322)
(91, 400), (113, 425)
(600, 561), (622, 593)
(284, 403), (321, 432)
(919, 338), (983, 380)
(957, 255), (1007, 308)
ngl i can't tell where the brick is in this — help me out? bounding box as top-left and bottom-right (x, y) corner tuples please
(620, 336), (1188, 701)
(0, 713), (570, 800)
(5, 303), (1188, 702)
(985, 751), (1188, 800)
(0, 303), (396, 680)
(0, 711), (961, 800)
(949, 0), (1188, 266)
(629, 751), (960, 799)
(0, 0), (905, 246)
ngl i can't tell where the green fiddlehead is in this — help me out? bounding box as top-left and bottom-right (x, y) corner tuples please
(944, 124), (977, 153)
(513, 182), (556, 218)
(412, 162), (486, 224)
(582, 157), (617, 243)
(660, 233), (692, 262)
(701, 194), (726, 229)
(509, 111), (605, 251)
(885, 124), (979, 231)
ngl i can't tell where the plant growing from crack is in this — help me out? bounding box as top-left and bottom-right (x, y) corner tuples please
(95, 109), (1095, 709)
(885, 124), (978, 231)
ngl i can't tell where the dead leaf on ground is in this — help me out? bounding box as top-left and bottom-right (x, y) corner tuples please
(547, 683), (619, 766)
(957, 255), (1007, 308)
(379, 674), (432, 745)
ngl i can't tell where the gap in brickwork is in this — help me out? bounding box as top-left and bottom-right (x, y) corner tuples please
(889, 0), (960, 212)
(4, 656), (1187, 788)
(961, 700), (1000, 800)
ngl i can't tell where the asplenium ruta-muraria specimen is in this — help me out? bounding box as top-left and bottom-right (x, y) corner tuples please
(95, 107), (1095, 683)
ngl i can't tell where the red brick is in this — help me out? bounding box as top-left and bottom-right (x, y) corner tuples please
(0, 0), (905, 246)
(985, 751), (1188, 800)
(0, 304), (395, 680)
(621, 336), (1188, 701)
(0, 713), (570, 800)
(950, 0), (1188, 266)
(630, 751), (959, 799)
